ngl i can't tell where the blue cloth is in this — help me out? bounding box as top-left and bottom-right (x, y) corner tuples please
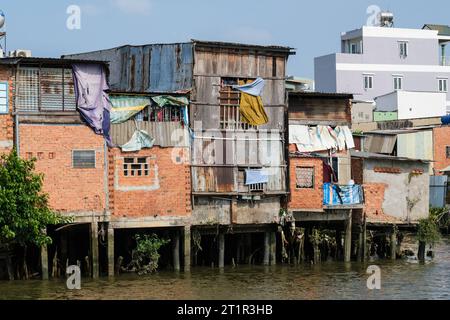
(245, 169), (269, 185)
(323, 183), (363, 205)
(232, 77), (265, 96)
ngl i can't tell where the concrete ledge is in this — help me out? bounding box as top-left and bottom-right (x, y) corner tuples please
(293, 211), (351, 222)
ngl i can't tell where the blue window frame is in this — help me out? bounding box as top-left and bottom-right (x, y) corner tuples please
(0, 82), (8, 114)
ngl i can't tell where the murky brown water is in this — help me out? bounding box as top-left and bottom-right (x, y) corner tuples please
(1, 238), (449, 300)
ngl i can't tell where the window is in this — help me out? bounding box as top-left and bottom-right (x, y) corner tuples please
(393, 76), (403, 90)
(0, 82), (8, 114)
(446, 146), (450, 159)
(351, 43), (358, 54)
(123, 157), (149, 177)
(438, 78), (448, 92)
(219, 78), (256, 130)
(295, 166), (315, 189)
(15, 67), (76, 112)
(136, 105), (185, 122)
(399, 42), (408, 58)
(363, 75), (373, 90)
(72, 150), (96, 168)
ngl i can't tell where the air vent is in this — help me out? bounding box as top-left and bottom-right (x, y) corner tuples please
(72, 150), (96, 168)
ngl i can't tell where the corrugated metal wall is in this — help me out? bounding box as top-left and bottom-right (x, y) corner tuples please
(430, 175), (448, 208)
(111, 121), (189, 147)
(397, 131), (433, 161)
(64, 43), (194, 93)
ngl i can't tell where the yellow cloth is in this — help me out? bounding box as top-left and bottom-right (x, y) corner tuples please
(238, 80), (268, 126)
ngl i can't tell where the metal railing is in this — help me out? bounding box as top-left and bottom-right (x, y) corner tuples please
(441, 56), (450, 66)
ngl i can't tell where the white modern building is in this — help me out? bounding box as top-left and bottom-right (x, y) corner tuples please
(375, 91), (447, 120)
(315, 19), (450, 114)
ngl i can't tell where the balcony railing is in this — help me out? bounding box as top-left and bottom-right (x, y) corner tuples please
(441, 56), (450, 66)
(323, 183), (364, 207)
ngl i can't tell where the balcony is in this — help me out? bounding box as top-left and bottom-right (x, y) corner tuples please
(440, 56), (450, 66)
(323, 183), (364, 209)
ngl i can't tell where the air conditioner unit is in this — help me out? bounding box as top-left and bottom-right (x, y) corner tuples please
(9, 49), (32, 57)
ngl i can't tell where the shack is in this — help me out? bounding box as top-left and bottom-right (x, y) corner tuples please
(287, 92), (364, 263)
(351, 150), (431, 259)
(66, 40), (295, 269)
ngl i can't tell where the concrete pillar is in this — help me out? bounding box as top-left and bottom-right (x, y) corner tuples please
(90, 222), (99, 279)
(362, 218), (368, 261)
(107, 226), (114, 277)
(357, 227), (363, 262)
(41, 244), (49, 280)
(270, 231), (277, 265)
(344, 210), (352, 263)
(390, 228), (397, 261)
(183, 225), (191, 272)
(263, 232), (270, 266)
(173, 230), (180, 271)
(218, 233), (225, 268)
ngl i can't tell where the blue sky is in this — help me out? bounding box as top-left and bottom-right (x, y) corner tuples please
(1, 0), (449, 78)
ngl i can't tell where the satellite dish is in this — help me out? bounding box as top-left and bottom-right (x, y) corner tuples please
(0, 10), (5, 29)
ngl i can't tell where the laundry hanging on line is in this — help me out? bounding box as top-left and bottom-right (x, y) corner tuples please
(72, 64), (113, 146)
(289, 125), (356, 153)
(121, 129), (155, 152)
(232, 77), (265, 96)
(245, 169), (269, 185)
(234, 79), (268, 126)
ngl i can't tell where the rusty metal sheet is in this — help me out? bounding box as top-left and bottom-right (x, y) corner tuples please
(64, 43), (194, 93)
(111, 121), (189, 147)
(363, 134), (397, 154)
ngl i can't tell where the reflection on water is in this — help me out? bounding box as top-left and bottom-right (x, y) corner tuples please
(1, 239), (449, 300)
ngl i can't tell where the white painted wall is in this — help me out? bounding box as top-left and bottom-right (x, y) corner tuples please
(375, 91), (447, 119)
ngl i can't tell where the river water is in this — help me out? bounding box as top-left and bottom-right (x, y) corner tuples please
(1, 238), (449, 300)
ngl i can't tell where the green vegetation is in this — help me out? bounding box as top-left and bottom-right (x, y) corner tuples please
(0, 150), (69, 278)
(129, 234), (170, 275)
(416, 207), (447, 261)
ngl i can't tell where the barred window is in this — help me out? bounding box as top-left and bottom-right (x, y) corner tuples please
(15, 67), (76, 112)
(135, 106), (185, 122)
(123, 157), (149, 177)
(219, 78), (256, 130)
(446, 146), (450, 159)
(296, 166), (315, 189)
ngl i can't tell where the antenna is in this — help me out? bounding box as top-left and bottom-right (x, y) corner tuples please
(0, 10), (6, 58)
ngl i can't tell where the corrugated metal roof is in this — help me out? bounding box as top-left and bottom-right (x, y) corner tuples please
(0, 57), (107, 66)
(423, 24), (450, 36)
(192, 39), (295, 55)
(351, 150), (432, 163)
(289, 91), (354, 99)
(63, 43), (195, 94)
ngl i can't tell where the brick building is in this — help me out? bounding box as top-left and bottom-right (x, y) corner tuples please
(287, 92), (364, 263)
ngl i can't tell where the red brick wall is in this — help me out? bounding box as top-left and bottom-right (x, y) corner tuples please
(288, 156), (324, 210)
(351, 158), (364, 185)
(433, 126), (450, 174)
(19, 124), (106, 213)
(109, 146), (191, 218)
(0, 66), (14, 155)
(362, 183), (386, 216)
